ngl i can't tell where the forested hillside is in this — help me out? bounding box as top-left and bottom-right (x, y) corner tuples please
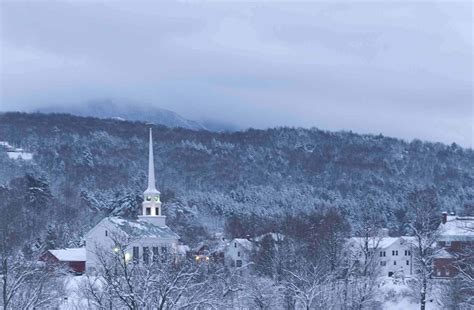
(0, 112), (473, 247)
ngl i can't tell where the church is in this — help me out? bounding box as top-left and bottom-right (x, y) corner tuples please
(85, 129), (184, 274)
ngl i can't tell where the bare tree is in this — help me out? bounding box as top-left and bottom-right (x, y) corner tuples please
(1, 250), (65, 309)
(406, 188), (440, 310)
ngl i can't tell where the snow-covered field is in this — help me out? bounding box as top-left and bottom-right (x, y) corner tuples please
(59, 275), (446, 310)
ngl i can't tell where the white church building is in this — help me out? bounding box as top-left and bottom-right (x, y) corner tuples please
(85, 129), (183, 273)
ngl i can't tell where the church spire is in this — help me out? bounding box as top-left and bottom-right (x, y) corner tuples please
(146, 128), (158, 194)
(140, 128), (165, 226)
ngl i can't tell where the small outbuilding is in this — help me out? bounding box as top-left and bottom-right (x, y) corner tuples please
(40, 248), (86, 274)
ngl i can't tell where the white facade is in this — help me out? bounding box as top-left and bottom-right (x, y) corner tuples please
(85, 129), (182, 273)
(347, 236), (414, 277)
(224, 238), (253, 268)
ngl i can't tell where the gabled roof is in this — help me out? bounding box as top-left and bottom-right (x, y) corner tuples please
(104, 217), (179, 240)
(228, 238), (254, 251)
(433, 248), (455, 259)
(49, 248), (86, 262)
(348, 236), (416, 249)
(254, 232), (285, 243)
(438, 216), (474, 241)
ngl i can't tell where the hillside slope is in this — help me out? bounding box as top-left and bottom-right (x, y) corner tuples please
(0, 112), (473, 240)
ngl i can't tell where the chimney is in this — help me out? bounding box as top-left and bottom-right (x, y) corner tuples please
(441, 211), (448, 224)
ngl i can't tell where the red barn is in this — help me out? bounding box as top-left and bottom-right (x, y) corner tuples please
(433, 213), (474, 278)
(40, 248), (86, 274)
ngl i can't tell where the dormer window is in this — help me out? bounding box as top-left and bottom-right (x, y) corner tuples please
(154, 196), (160, 202)
(146, 196), (152, 201)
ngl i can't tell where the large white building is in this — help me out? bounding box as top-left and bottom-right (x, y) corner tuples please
(85, 129), (182, 273)
(347, 235), (415, 278)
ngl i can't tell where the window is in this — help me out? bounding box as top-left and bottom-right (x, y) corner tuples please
(446, 241), (451, 247)
(446, 269), (450, 276)
(404, 250), (411, 256)
(153, 247), (159, 263)
(379, 251), (386, 257)
(406, 260), (409, 265)
(437, 270), (441, 277)
(143, 247), (150, 264)
(146, 196), (151, 201)
(392, 250), (398, 256)
(393, 261), (397, 265)
(146, 208), (151, 215)
(237, 251), (241, 257)
(234, 243), (237, 248)
(236, 260), (242, 267)
(133, 247), (139, 263)
(380, 261), (386, 266)
(161, 246), (167, 254)
(105, 230), (108, 237)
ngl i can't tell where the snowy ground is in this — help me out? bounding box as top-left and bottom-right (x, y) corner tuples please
(60, 275), (90, 310)
(378, 277), (444, 310)
(60, 275), (447, 309)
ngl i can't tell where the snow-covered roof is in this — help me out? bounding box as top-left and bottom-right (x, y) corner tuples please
(49, 248), (86, 262)
(438, 216), (474, 241)
(348, 236), (416, 249)
(229, 238), (254, 251)
(176, 245), (190, 255)
(433, 248), (455, 259)
(254, 232), (285, 243)
(105, 217), (180, 240)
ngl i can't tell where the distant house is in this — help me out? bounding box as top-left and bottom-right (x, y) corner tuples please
(192, 239), (226, 264)
(347, 236), (415, 278)
(0, 141), (33, 160)
(224, 238), (254, 268)
(40, 248), (86, 274)
(433, 212), (474, 278)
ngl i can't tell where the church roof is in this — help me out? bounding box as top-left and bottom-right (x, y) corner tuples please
(104, 216), (179, 240)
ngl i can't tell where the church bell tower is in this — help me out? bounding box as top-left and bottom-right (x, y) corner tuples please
(138, 129), (166, 227)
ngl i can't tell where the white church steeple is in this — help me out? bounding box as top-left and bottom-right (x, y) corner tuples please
(145, 128), (159, 195)
(139, 128), (166, 227)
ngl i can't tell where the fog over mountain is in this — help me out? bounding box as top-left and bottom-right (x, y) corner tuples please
(1, 1), (472, 147)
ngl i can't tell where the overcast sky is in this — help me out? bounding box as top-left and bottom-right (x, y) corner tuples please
(1, 1), (472, 147)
